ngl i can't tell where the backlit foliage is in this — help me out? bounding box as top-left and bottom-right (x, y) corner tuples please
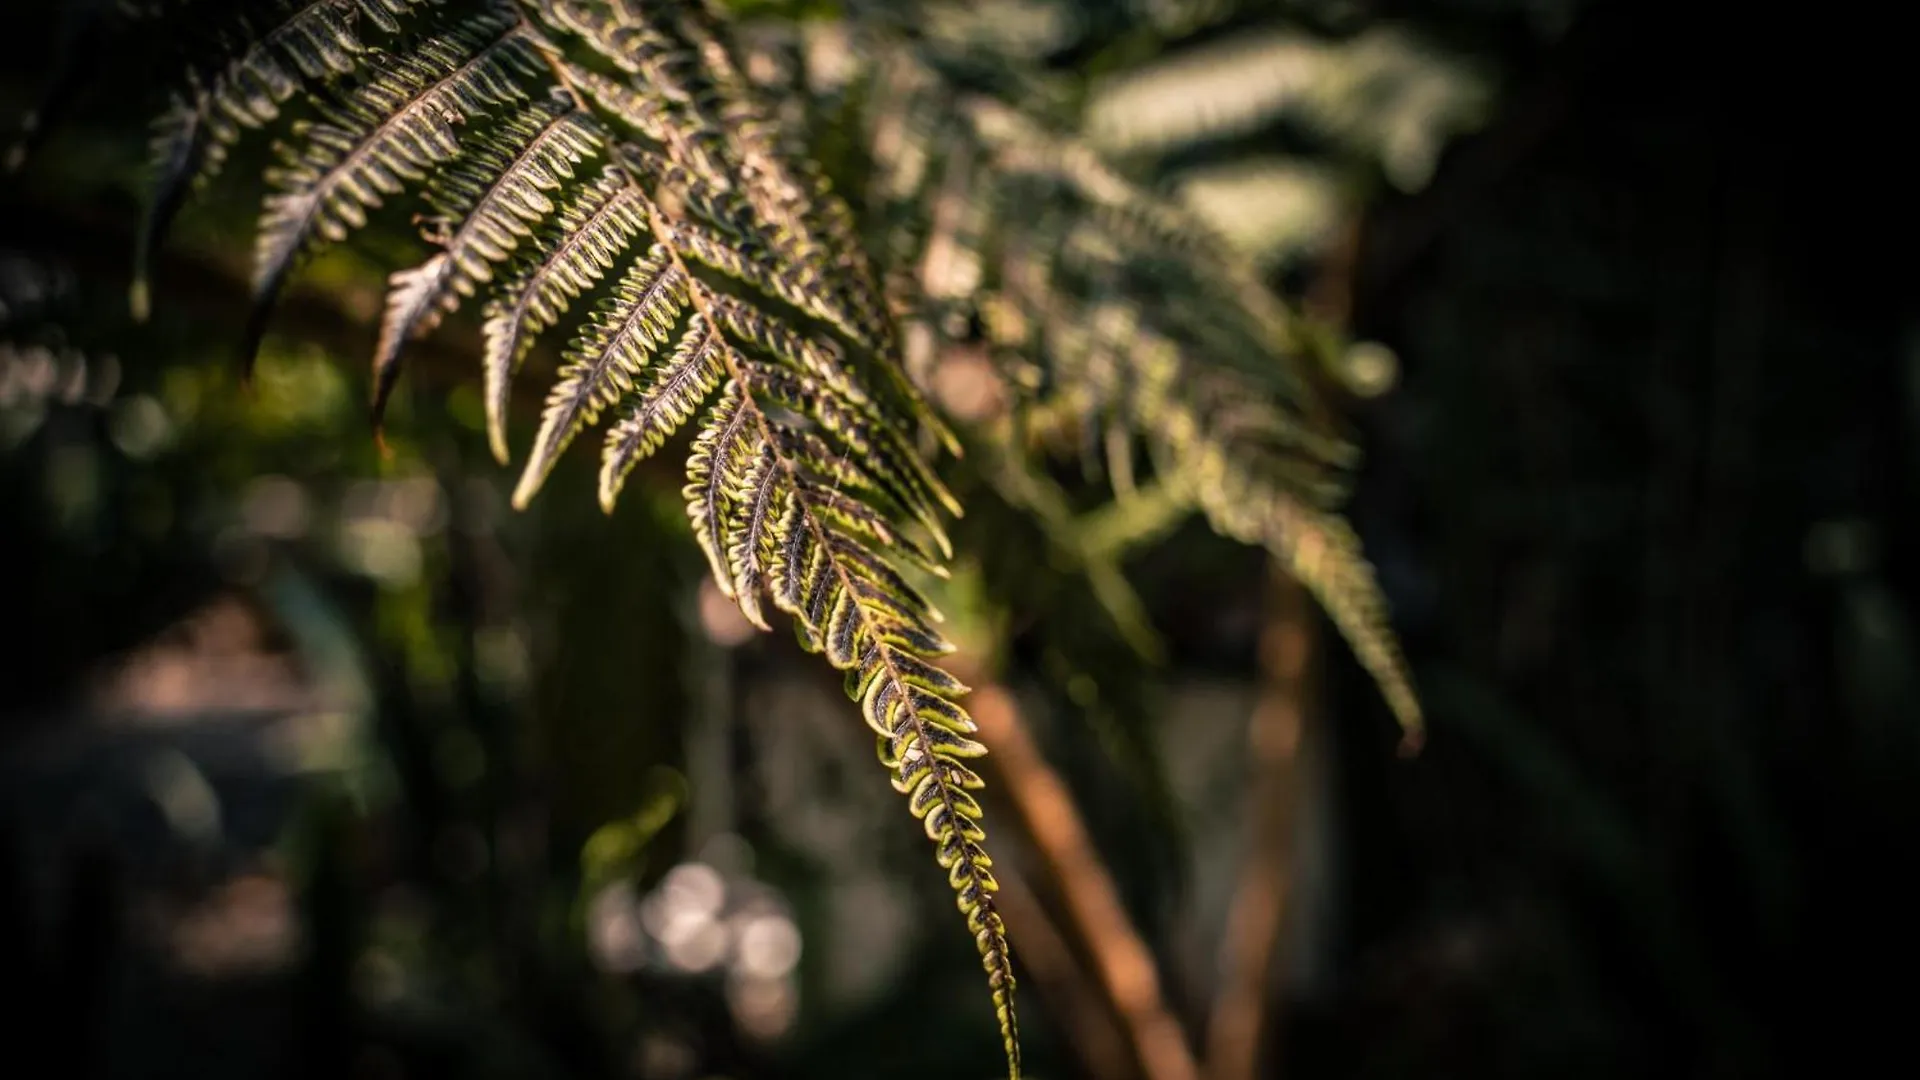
(15, 0), (1444, 1068)
(100, 0), (1016, 1070)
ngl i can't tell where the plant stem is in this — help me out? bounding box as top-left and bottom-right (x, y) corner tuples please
(966, 681), (1201, 1080)
(1204, 566), (1312, 1080)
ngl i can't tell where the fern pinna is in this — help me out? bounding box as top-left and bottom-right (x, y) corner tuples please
(115, 0), (1019, 1071)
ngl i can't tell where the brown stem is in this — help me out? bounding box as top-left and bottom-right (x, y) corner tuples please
(991, 865), (1140, 1080)
(1203, 566), (1314, 1080)
(965, 681), (1201, 1080)
(1305, 215), (1362, 327)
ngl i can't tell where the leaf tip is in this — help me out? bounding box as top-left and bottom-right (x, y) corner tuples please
(510, 471), (542, 513)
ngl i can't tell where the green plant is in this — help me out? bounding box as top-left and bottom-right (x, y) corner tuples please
(10, 0), (1436, 1071)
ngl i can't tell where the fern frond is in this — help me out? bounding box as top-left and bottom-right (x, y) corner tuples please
(854, 25), (1422, 742)
(566, 66), (674, 144)
(1253, 497), (1423, 750)
(669, 7), (895, 351)
(565, 252), (1014, 1069)
(133, 98), (220, 322)
(682, 376), (754, 597)
(598, 312), (724, 510)
(721, 441), (783, 630)
(1083, 24), (1491, 194)
(723, 321), (1018, 1073)
(743, 360), (956, 536)
(108, 3), (1022, 1072)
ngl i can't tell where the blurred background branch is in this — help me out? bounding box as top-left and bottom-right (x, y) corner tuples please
(966, 678), (1201, 1080)
(1204, 568), (1313, 1080)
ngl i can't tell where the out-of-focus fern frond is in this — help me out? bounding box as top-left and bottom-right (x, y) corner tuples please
(1084, 24), (1492, 193)
(844, 5), (1434, 741)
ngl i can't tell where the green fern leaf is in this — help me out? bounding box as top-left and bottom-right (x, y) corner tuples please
(134, 0), (422, 318)
(858, 31), (1421, 745)
(481, 165), (646, 462)
(514, 243), (688, 507)
(743, 361), (955, 539)
(721, 442), (783, 631)
(133, 98), (221, 322)
(372, 97), (600, 418)
(243, 14), (540, 374)
(1255, 497), (1424, 749)
(598, 313), (725, 510)
(682, 378), (755, 595)
(686, 312), (1019, 1076)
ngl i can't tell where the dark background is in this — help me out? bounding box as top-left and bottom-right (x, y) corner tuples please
(4, 2), (1917, 1078)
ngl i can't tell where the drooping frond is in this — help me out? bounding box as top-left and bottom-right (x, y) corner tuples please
(94, 2), (1019, 1071)
(849, 13), (1424, 742)
(680, 329), (1019, 1071)
(1258, 498), (1424, 755)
